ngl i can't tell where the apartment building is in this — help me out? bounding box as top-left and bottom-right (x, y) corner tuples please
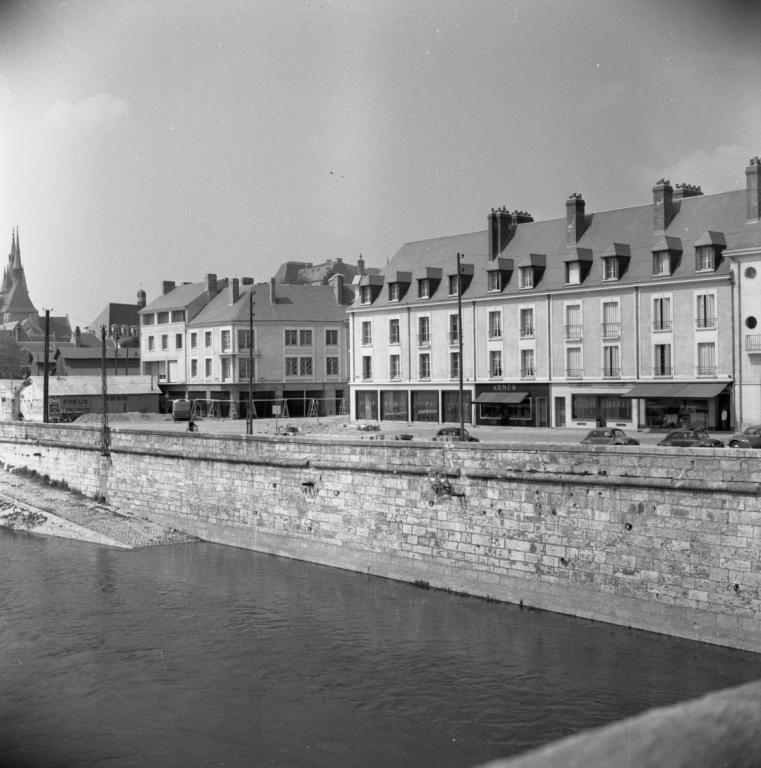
(348, 157), (761, 430)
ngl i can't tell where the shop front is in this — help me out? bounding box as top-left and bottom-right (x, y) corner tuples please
(474, 383), (550, 427)
(622, 382), (730, 429)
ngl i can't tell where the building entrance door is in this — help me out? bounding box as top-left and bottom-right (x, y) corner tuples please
(554, 396), (566, 427)
(536, 397), (548, 427)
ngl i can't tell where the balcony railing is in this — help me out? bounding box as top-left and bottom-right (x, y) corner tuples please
(520, 325), (535, 338)
(601, 322), (620, 339)
(654, 366), (673, 377)
(697, 365), (717, 377)
(488, 329), (502, 340)
(565, 325), (583, 340)
(417, 334), (431, 347)
(747, 335), (761, 353)
(521, 367), (536, 378)
(565, 368), (583, 378)
(653, 320), (672, 332)
(489, 368), (503, 378)
(602, 367), (621, 378)
(448, 332), (461, 345)
(696, 317), (716, 329)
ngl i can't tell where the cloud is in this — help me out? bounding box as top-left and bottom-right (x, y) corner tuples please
(41, 93), (130, 133)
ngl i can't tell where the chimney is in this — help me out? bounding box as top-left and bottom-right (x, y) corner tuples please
(269, 277), (277, 303)
(74, 326), (81, 347)
(136, 288), (146, 309)
(357, 255), (366, 276)
(205, 273), (217, 296)
(653, 179), (674, 231)
(673, 183), (703, 200)
(488, 207), (514, 259)
(566, 194), (586, 244)
(746, 157), (761, 221)
(162, 280), (176, 295)
(229, 278), (239, 304)
(332, 273), (344, 305)
(241, 277), (254, 286)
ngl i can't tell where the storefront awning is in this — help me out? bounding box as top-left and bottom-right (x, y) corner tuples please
(474, 391), (528, 404)
(623, 382), (727, 399)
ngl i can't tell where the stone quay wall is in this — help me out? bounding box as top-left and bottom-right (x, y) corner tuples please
(0, 421), (759, 653)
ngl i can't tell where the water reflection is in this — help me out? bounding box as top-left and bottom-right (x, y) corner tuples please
(1, 529), (760, 768)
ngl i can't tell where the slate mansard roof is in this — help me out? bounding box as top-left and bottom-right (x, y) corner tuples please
(356, 186), (761, 309)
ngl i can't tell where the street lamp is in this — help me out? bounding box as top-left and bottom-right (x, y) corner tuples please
(457, 252), (465, 441)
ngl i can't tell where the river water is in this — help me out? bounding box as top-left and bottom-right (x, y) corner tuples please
(2, 530), (761, 768)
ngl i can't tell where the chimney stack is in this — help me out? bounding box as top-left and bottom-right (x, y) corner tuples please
(747, 157), (761, 221)
(241, 277), (254, 286)
(673, 183), (703, 200)
(162, 280), (176, 295)
(357, 255), (366, 276)
(566, 194), (586, 244)
(205, 273), (217, 296)
(269, 277), (277, 303)
(653, 179), (674, 231)
(229, 278), (240, 304)
(332, 273), (344, 305)
(136, 288), (146, 309)
(74, 326), (81, 347)
(488, 207), (515, 260)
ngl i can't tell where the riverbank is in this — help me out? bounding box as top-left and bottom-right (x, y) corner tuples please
(0, 465), (196, 548)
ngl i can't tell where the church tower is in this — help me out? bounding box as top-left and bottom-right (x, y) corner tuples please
(0, 229), (38, 323)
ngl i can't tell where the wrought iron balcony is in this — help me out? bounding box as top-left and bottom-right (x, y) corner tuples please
(601, 322), (620, 339)
(652, 320), (673, 332)
(565, 325), (583, 340)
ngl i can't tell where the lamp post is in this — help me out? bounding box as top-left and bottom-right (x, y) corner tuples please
(246, 289), (255, 435)
(457, 252), (465, 441)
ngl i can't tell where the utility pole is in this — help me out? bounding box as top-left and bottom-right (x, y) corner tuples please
(246, 289), (255, 435)
(457, 252), (465, 441)
(113, 328), (120, 375)
(100, 325), (110, 456)
(43, 309), (50, 423)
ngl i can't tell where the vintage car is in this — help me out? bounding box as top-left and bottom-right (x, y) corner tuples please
(658, 428), (724, 448)
(434, 427), (479, 442)
(580, 428), (639, 446)
(726, 425), (761, 449)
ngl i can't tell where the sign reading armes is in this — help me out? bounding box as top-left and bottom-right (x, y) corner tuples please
(492, 383), (519, 392)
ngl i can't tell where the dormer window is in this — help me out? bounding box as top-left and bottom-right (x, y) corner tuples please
(386, 271), (411, 302)
(488, 271), (502, 292)
(652, 251), (670, 276)
(565, 261), (581, 285)
(517, 254), (546, 290)
(651, 236), (681, 278)
(602, 257), (619, 281)
(693, 232), (725, 273)
(358, 274), (384, 304)
(486, 257), (512, 293)
(519, 267), (534, 289)
(563, 248), (592, 286)
(695, 247), (714, 272)
(360, 286), (372, 304)
(601, 243), (630, 282)
(388, 282), (401, 302)
(418, 278), (431, 299)
(448, 275), (459, 295)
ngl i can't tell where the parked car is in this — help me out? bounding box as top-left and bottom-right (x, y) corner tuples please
(658, 428), (724, 448)
(171, 399), (192, 422)
(580, 428), (639, 446)
(726, 425), (761, 449)
(434, 427), (479, 442)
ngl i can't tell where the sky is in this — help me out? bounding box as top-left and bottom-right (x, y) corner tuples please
(1, 0), (761, 328)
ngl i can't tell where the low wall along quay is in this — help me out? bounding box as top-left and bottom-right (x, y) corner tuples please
(0, 421), (759, 653)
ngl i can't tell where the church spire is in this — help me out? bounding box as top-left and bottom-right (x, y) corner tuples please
(12, 227), (21, 270)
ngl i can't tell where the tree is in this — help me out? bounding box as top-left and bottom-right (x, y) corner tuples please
(0, 333), (30, 379)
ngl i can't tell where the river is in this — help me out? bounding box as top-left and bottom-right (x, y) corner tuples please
(2, 529), (760, 768)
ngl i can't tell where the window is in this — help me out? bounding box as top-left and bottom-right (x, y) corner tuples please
(361, 321), (372, 346)
(285, 329), (298, 346)
(520, 308), (534, 338)
(239, 357), (253, 380)
(696, 294), (716, 329)
(418, 278), (430, 299)
(697, 342), (716, 376)
(238, 329), (252, 349)
(565, 261), (581, 285)
(161, 335), (168, 351)
(221, 330), (231, 351)
(299, 330), (312, 346)
(285, 357), (298, 376)
(488, 311), (501, 339)
(652, 251), (670, 276)
(520, 349), (535, 377)
(602, 302), (620, 338)
(325, 329), (338, 346)
(449, 314), (460, 345)
(489, 350), (503, 377)
(221, 358), (232, 381)
(487, 271), (502, 292)
(418, 316), (430, 346)
(389, 355), (400, 379)
(360, 286), (372, 305)
(171, 310), (185, 322)
(449, 351), (460, 378)
(299, 357), (312, 376)
(142, 314), (154, 326)
(204, 358), (212, 377)
(653, 298), (672, 331)
(654, 344), (672, 376)
(519, 267), (534, 289)
(147, 336), (155, 351)
(388, 282), (401, 302)
(565, 304), (582, 340)
(602, 257), (619, 281)
(419, 352), (431, 379)
(603, 345), (620, 378)
(362, 356), (372, 380)
(448, 275), (459, 295)
(190, 359), (198, 378)
(566, 347), (582, 378)
(175, 334), (183, 349)
(190, 332), (198, 349)
(326, 356), (339, 376)
(204, 331), (212, 348)
(157, 311), (169, 324)
(695, 246), (715, 272)
(389, 319), (400, 345)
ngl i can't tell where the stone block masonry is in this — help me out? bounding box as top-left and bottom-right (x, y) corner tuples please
(0, 421), (759, 652)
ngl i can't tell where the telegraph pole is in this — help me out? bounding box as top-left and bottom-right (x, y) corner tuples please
(246, 289), (255, 435)
(43, 309), (50, 423)
(457, 252), (465, 441)
(100, 325), (110, 456)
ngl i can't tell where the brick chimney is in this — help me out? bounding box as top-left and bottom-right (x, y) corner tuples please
(73, 326), (81, 347)
(162, 280), (176, 295)
(229, 278), (239, 304)
(566, 194), (586, 244)
(137, 288), (146, 308)
(241, 277), (254, 286)
(746, 157), (761, 221)
(331, 273), (344, 305)
(269, 277), (277, 303)
(356, 255), (366, 276)
(205, 273), (217, 297)
(673, 183), (703, 200)
(653, 179), (674, 231)
(488, 207), (514, 260)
